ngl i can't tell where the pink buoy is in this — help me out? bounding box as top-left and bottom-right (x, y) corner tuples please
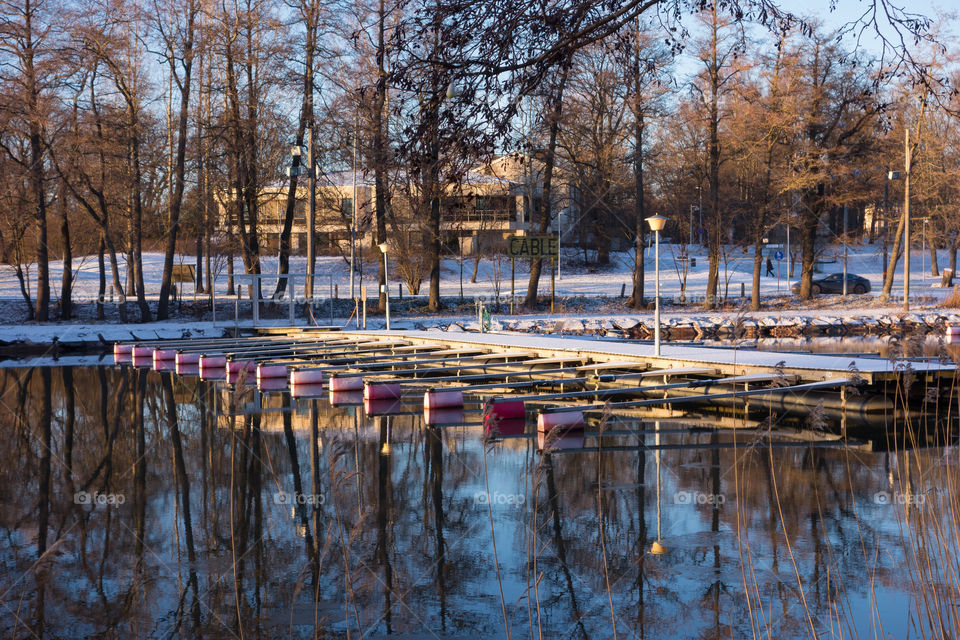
(483, 400), (524, 420)
(291, 383), (325, 398)
(537, 410), (585, 432)
(132, 346), (153, 358)
(176, 352), (201, 366)
(258, 377), (288, 392)
(424, 407), (465, 425)
(200, 366), (226, 380)
(482, 401), (525, 433)
(330, 375), (363, 392)
(200, 354), (227, 369)
(227, 360), (256, 374)
(330, 390), (364, 405)
(114, 344), (133, 357)
(132, 354), (153, 367)
(364, 382), (402, 400)
(424, 389), (464, 410)
(486, 417), (526, 436)
(257, 364), (288, 380)
(538, 429), (585, 451)
(290, 368), (324, 386)
(176, 363), (200, 376)
(153, 348), (177, 362)
(226, 362), (257, 384)
(364, 397), (402, 416)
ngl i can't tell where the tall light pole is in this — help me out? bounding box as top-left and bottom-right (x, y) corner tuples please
(378, 242), (391, 329)
(903, 129), (912, 313)
(646, 214), (667, 356)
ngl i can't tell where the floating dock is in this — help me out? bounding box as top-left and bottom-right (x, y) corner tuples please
(113, 328), (956, 441)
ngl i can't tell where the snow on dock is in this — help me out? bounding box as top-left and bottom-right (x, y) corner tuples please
(332, 330), (954, 384)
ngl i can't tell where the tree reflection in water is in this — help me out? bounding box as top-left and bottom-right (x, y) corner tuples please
(0, 365), (956, 638)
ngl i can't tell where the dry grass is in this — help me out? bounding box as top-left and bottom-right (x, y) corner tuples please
(941, 285), (960, 308)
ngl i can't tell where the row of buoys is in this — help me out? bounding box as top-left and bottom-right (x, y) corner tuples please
(113, 334), (855, 451)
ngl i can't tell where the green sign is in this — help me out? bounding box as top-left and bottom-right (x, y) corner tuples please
(507, 235), (558, 258)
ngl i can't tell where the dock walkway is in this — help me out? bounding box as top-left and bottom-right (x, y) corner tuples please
(320, 330), (954, 384)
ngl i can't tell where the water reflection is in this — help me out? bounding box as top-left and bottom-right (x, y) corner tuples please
(0, 365), (956, 637)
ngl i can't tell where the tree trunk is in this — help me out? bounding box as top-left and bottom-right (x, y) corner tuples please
(751, 238), (763, 311)
(373, 0), (390, 312)
(97, 235), (106, 320)
(14, 261), (33, 320)
(798, 218), (818, 298)
(157, 2), (197, 320)
(949, 236), (957, 274)
(524, 63), (570, 310)
(274, 5), (315, 299)
(703, 5), (722, 310)
(628, 110), (645, 309)
(59, 194), (72, 320)
(880, 208), (906, 303)
(22, 3), (49, 321)
(129, 114), (152, 322)
(471, 235), (481, 283)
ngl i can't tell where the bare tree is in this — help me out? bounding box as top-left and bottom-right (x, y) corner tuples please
(154, 0), (199, 319)
(0, 0), (63, 320)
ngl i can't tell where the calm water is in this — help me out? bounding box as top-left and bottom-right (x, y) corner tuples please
(0, 360), (958, 638)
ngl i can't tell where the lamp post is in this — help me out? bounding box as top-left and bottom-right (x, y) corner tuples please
(903, 129), (912, 313)
(646, 214), (667, 356)
(378, 242), (391, 330)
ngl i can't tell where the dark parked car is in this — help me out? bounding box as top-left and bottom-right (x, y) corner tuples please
(791, 273), (871, 295)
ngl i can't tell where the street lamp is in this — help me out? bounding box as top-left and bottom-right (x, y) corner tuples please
(645, 214), (668, 357)
(378, 242), (391, 330)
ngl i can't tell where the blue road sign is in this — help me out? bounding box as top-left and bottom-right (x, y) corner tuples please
(774, 250), (784, 261)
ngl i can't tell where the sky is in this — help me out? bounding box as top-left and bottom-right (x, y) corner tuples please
(672, 0), (954, 83)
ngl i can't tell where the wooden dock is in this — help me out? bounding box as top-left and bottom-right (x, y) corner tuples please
(315, 330), (954, 385)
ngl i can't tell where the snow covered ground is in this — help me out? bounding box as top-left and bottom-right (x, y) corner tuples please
(0, 242), (956, 339)
(0, 242), (950, 304)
